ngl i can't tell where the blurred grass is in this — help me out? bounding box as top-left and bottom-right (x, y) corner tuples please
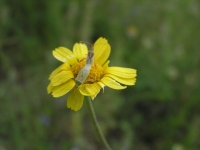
(0, 0), (200, 150)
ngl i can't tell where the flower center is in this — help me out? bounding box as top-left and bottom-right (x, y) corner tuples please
(71, 59), (104, 84)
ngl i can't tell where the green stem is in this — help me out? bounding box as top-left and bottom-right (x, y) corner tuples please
(86, 97), (113, 150)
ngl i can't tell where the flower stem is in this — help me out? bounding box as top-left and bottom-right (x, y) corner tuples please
(86, 97), (113, 150)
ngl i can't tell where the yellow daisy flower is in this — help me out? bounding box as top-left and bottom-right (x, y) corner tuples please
(47, 37), (137, 111)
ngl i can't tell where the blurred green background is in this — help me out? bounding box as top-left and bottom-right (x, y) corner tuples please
(0, 0), (200, 150)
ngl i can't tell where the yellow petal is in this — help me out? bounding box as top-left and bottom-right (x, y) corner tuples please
(73, 43), (88, 61)
(97, 82), (105, 93)
(52, 79), (75, 97)
(94, 37), (111, 66)
(67, 89), (84, 111)
(79, 83), (101, 96)
(104, 74), (136, 85)
(91, 95), (96, 100)
(100, 76), (127, 90)
(51, 70), (74, 86)
(97, 82), (105, 88)
(104, 67), (137, 78)
(47, 82), (54, 94)
(49, 63), (70, 80)
(53, 47), (77, 65)
(103, 60), (110, 69)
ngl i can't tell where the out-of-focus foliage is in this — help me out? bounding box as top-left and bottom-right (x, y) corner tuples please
(0, 0), (200, 150)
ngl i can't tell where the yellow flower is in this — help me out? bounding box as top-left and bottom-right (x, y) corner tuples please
(47, 37), (137, 111)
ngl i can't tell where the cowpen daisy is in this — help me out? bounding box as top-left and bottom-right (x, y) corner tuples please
(47, 37), (137, 111)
